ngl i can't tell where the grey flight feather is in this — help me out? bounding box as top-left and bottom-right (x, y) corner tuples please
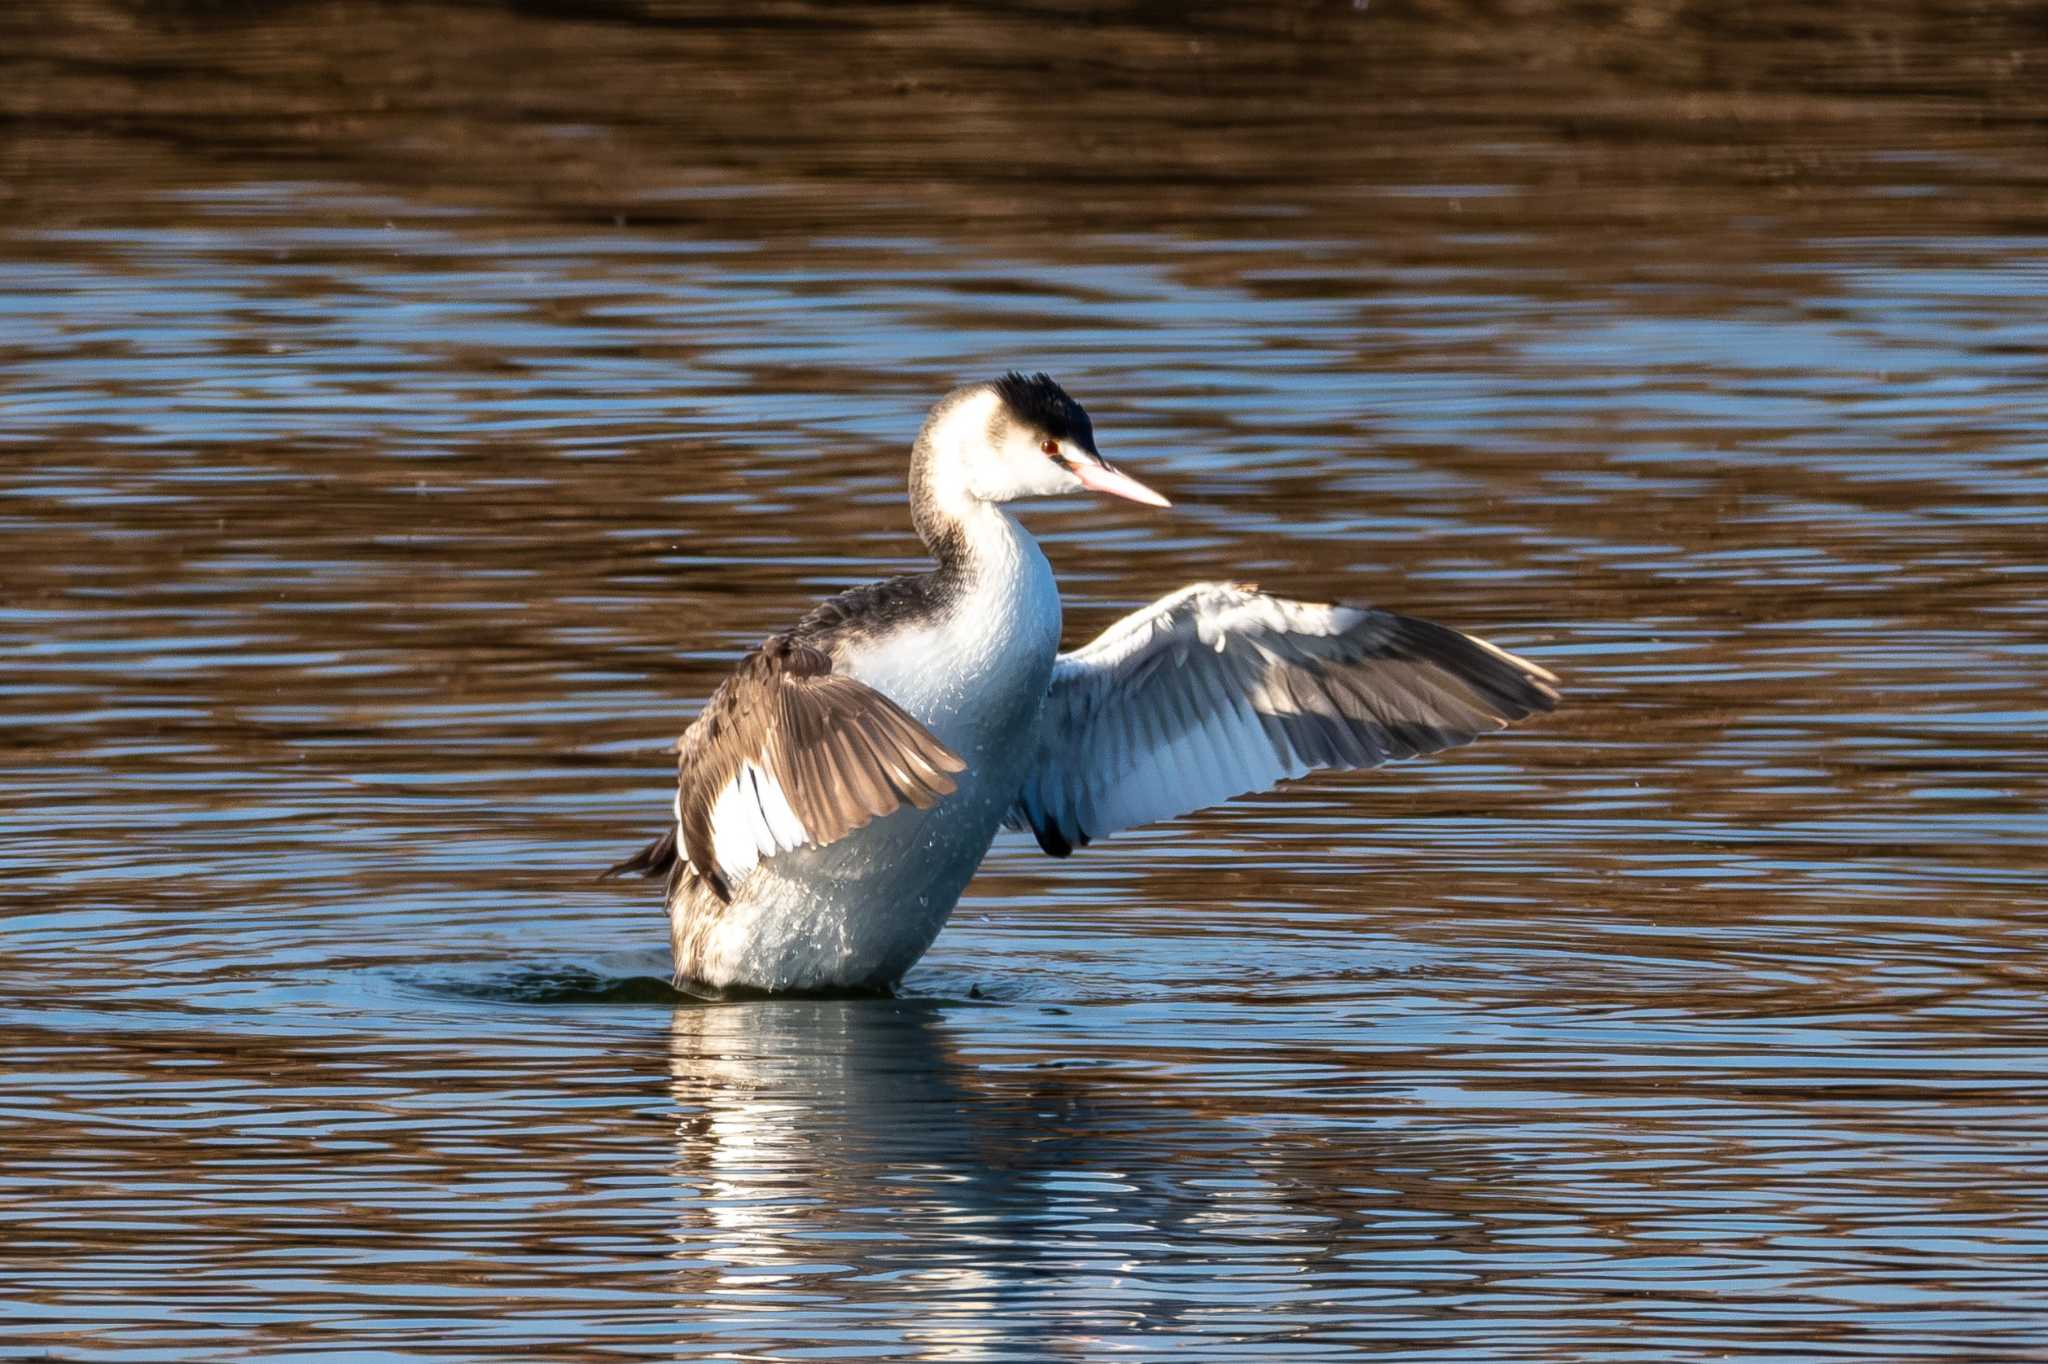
(1006, 582), (1560, 857)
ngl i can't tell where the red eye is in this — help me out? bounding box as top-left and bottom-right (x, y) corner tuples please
(1040, 439), (1060, 457)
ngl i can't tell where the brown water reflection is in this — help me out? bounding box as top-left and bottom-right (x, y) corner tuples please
(4, 1), (2048, 1359)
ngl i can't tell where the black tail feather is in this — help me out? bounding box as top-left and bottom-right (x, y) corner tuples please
(600, 826), (679, 881)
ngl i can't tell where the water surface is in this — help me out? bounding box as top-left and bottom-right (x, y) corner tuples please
(4, 2), (2047, 1358)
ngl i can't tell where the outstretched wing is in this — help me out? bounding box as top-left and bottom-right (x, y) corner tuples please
(1008, 582), (1559, 855)
(608, 635), (966, 900)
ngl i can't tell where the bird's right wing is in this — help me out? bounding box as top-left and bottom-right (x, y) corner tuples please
(607, 635), (965, 901)
(1008, 583), (1559, 855)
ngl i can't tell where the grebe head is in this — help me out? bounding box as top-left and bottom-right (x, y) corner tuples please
(918, 372), (1171, 510)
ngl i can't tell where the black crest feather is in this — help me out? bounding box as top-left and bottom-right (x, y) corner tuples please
(992, 372), (1096, 454)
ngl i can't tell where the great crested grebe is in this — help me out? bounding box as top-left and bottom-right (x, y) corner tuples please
(607, 373), (1558, 994)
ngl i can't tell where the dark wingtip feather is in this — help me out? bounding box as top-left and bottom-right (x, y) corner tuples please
(1385, 614), (1562, 722)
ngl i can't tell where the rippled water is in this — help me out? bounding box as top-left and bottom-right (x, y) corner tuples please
(5, 2), (2047, 1358)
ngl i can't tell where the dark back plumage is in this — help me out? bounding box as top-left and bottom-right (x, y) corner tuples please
(795, 573), (954, 648)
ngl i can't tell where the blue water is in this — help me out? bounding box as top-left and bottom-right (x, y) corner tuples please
(4, 5), (2047, 1358)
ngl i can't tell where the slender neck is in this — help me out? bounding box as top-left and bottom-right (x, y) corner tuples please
(909, 385), (1009, 575)
(909, 428), (1059, 668)
(906, 389), (1062, 652)
(914, 461), (1030, 582)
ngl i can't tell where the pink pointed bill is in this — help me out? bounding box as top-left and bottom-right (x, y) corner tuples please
(1072, 458), (1171, 508)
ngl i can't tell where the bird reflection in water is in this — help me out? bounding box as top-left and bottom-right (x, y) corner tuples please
(660, 996), (1385, 1355)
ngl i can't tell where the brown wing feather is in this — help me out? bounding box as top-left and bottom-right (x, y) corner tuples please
(667, 634), (966, 901)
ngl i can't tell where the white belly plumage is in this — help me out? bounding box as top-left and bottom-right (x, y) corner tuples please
(671, 518), (1062, 993)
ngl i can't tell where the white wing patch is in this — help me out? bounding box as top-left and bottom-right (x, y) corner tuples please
(703, 760), (809, 885)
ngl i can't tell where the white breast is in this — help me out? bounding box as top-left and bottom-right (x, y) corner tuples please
(839, 508), (1061, 754)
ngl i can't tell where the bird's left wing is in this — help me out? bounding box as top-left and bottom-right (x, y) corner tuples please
(1007, 582), (1560, 855)
(605, 635), (966, 901)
